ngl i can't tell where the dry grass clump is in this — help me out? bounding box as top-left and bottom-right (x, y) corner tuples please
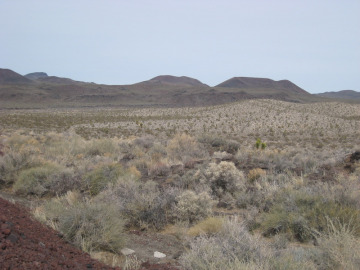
(261, 189), (360, 242)
(147, 160), (170, 177)
(236, 148), (320, 174)
(181, 216), (319, 270)
(180, 217), (270, 270)
(35, 191), (126, 253)
(97, 179), (177, 230)
(187, 217), (224, 237)
(0, 139), (41, 186)
(247, 168), (266, 182)
(316, 218), (360, 270)
(167, 133), (208, 163)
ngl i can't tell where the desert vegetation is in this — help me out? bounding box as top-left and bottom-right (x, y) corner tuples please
(1, 99), (360, 269)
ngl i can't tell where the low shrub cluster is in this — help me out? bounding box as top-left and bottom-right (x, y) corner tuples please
(83, 163), (124, 196)
(97, 179), (177, 230)
(13, 164), (78, 196)
(204, 161), (245, 197)
(1, 129), (359, 269)
(173, 190), (214, 223)
(261, 190), (360, 242)
(35, 191), (126, 253)
(198, 135), (240, 154)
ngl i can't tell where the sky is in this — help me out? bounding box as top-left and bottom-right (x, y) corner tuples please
(1, 0), (359, 93)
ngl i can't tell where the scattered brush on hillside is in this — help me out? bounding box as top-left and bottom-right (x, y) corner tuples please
(0, 102), (359, 269)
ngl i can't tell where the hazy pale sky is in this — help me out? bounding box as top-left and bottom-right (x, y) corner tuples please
(1, 0), (359, 93)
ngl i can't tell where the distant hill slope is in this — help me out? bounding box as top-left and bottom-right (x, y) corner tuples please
(0, 69), (32, 84)
(216, 77), (309, 95)
(37, 76), (79, 84)
(137, 75), (209, 87)
(25, 72), (48, 80)
(317, 90), (360, 99)
(0, 68), (325, 109)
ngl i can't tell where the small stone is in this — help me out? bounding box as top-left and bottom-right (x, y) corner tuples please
(154, 251), (166, 258)
(3, 229), (11, 235)
(121, 248), (135, 256)
(8, 233), (19, 243)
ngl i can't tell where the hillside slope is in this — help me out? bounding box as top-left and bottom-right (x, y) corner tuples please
(317, 90), (360, 99)
(0, 69), (32, 84)
(0, 69), (324, 108)
(216, 77), (309, 95)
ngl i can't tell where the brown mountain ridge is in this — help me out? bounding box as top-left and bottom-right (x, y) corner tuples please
(216, 77), (308, 95)
(0, 68), (325, 109)
(317, 90), (360, 100)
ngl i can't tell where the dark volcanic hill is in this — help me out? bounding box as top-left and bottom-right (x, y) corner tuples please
(216, 77), (309, 95)
(25, 72), (48, 80)
(317, 90), (360, 99)
(0, 69), (32, 84)
(37, 76), (78, 84)
(138, 75), (208, 87)
(0, 68), (324, 109)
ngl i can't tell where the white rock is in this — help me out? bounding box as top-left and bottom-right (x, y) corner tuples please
(121, 248), (135, 256)
(154, 251), (166, 258)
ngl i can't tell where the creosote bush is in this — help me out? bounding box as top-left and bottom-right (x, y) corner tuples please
(174, 190), (214, 223)
(13, 164), (62, 196)
(83, 163), (124, 196)
(198, 135), (240, 154)
(204, 161), (245, 198)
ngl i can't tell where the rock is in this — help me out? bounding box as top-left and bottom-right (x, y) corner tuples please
(8, 233), (19, 243)
(121, 248), (135, 256)
(154, 251), (166, 258)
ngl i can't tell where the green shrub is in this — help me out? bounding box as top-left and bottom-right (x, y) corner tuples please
(84, 138), (118, 156)
(255, 138), (266, 150)
(0, 150), (37, 186)
(198, 136), (240, 154)
(13, 164), (60, 196)
(83, 163), (124, 196)
(261, 190), (360, 242)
